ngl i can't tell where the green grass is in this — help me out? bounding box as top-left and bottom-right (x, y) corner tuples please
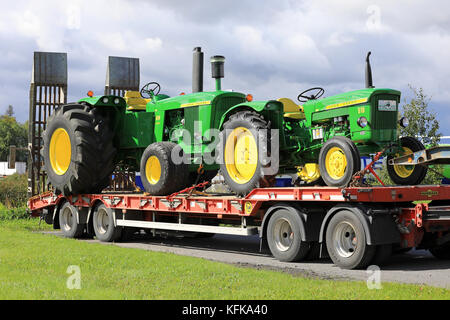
(0, 220), (449, 300)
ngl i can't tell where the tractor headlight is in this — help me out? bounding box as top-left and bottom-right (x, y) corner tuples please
(114, 98), (120, 105)
(357, 116), (368, 128)
(399, 117), (409, 128)
(102, 97), (109, 104)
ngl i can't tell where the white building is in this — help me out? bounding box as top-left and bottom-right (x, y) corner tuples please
(0, 162), (26, 176)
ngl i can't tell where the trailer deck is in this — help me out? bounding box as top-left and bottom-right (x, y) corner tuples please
(28, 184), (450, 269)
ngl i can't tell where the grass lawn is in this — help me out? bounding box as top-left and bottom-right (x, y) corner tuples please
(0, 219), (449, 300)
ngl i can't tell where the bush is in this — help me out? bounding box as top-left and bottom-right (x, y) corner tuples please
(0, 203), (29, 220)
(0, 173), (28, 208)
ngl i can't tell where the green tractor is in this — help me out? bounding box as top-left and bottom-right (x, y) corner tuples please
(42, 49), (425, 196)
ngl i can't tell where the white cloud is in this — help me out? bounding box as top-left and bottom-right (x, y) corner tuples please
(0, 0), (450, 134)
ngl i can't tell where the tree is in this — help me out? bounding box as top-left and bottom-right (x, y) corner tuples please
(0, 111), (28, 162)
(5, 105), (14, 117)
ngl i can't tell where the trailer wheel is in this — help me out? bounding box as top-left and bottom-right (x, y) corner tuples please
(140, 142), (188, 195)
(372, 244), (393, 266)
(93, 204), (122, 242)
(59, 202), (85, 238)
(319, 137), (359, 187)
(429, 242), (450, 260)
(387, 136), (427, 185)
(326, 210), (376, 269)
(267, 209), (310, 262)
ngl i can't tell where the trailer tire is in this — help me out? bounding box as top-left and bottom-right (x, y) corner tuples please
(387, 136), (427, 185)
(59, 202), (85, 238)
(93, 204), (122, 242)
(372, 244), (393, 266)
(267, 209), (310, 262)
(429, 242), (450, 260)
(326, 210), (376, 269)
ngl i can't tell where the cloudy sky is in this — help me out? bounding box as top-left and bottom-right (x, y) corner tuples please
(1, 0), (450, 133)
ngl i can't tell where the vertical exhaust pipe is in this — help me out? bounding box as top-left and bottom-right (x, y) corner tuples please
(211, 55), (225, 91)
(365, 51), (374, 88)
(192, 47), (204, 93)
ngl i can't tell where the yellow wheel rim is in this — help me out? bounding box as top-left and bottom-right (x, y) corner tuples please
(49, 128), (71, 176)
(145, 156), (161, 185)
(393, 147), (415, 178)
(325, 147), (348, 180)
(224, 127), (258, 184)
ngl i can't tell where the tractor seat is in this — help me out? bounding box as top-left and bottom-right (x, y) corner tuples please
(124, 91), (150, 111)
(277, 98), (305, 120)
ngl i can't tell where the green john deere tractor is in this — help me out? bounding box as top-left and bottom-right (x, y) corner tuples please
(42, 50), (426, 196)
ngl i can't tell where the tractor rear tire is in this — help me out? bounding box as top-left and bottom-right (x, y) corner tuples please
(140, 142), (188, 195)
(319, 137), (359, 187)
(42, 104), (116, 196)
(387, 136), (428, 185)
(220, 111), (273, 195)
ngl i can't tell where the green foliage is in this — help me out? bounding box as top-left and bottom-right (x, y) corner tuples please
(0, 220), (449, 300)
(0, 106), (28, 162)
(0, 203), (29, 220)
(0, 174), (28, 208)
(399, 86), (441, 146)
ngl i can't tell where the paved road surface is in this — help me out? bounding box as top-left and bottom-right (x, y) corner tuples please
(46, 231), (450, 289)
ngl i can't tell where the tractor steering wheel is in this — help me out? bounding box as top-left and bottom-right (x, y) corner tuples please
(297, 87), (325, 103)
(140, 82), (161, 99)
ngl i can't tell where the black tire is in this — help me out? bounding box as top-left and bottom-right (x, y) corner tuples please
(319, 137), (360, 187)
(140, 142), (188, 195)
(92, 204), (122, 242)
(333, 136), (361, 172)
(371, 244), (393, 266)
(42, 104), (116, 196)
(429, 242), (450, 260)
(387, 136), (427, 185)
(326, 210), (376, 269)
(267, 209), (311, 262)
(59, 202), (85, 238)
(220, 111), (273, 195)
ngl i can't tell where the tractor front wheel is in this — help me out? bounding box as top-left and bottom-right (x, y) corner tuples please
(140, 142), (188, 195)
(319, 137), (360, 187)
(387, 136), (427, 185)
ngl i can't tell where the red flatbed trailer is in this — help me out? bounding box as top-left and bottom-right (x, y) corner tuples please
(28, 185), (450, 269)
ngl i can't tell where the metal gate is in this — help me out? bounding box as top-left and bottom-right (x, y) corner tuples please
(28, 52), (68, 197)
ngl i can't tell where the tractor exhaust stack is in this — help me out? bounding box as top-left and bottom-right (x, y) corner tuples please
(211, 55), (225, 91)
(192, 47), (204, 93)
(365, 51), (374, 88)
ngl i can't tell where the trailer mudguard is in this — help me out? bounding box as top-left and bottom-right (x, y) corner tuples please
(318, 204), (401, 246)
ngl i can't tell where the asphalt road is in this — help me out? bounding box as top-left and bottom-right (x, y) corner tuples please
(46, 231), (450, 289)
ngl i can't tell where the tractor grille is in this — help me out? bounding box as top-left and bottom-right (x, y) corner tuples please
(372, 109), (397, 130)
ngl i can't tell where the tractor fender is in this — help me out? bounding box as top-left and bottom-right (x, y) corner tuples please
(260, 203), (308, 242)
(218, 100), (282, 129)
(318, 204), (401, 246)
